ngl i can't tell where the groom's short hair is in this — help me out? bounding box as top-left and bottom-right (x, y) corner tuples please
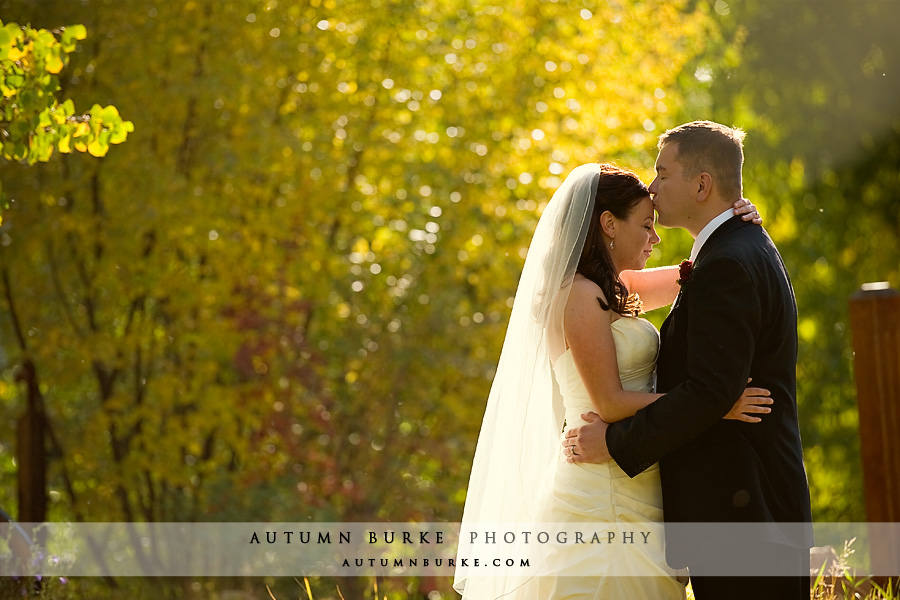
(658, 121), (745, 201)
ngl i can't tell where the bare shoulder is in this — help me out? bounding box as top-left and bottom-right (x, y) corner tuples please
(571, 274), (603, 295)
(568, 275), (611, 315)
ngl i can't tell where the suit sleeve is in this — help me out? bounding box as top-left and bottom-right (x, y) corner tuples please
(606, 255), (762, 477)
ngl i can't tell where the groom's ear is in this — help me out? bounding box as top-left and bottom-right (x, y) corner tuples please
(696, 172), (713, 203)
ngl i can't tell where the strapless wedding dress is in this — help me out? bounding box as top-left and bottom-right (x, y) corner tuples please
(542, 316), (686, 599)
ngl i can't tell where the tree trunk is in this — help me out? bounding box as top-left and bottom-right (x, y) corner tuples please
(16, 359), (46, 524)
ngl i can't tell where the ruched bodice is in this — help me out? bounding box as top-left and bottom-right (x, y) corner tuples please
(554, 316), (659, 427)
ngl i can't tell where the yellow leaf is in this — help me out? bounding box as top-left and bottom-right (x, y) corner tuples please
(45, 53), (64, 74)
(7, 45), (26, 61)
(73, 121), (90, 138)
(88, 139), (108, 157)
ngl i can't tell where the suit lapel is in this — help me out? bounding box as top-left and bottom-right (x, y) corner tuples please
(667, 287), (683, 316)
(660, 216), (749, 366)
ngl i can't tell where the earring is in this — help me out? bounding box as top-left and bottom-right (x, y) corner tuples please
(610, 239), (614, 250)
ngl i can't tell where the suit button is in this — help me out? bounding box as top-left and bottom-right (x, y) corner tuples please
(639, 462), (651, 471)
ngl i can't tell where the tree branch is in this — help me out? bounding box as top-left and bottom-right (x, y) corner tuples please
(0, 266), (29, 353)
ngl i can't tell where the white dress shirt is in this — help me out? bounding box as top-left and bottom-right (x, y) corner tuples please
(689, 208), (735, 263)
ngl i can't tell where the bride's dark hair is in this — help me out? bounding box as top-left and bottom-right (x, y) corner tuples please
(578, 164), (650, 316)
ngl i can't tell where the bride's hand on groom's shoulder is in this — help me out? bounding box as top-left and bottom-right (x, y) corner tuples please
(733, 198), (763, 225)
(563, 412), (612, 464)
(725, 378), (773, 423)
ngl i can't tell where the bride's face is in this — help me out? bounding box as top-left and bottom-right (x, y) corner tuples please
(611, 196), (660, 272)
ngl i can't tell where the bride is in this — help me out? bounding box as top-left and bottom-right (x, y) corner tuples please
(453, 163), (768, 600)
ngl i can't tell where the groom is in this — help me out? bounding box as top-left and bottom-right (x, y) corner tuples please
(565, 121), (812, 599)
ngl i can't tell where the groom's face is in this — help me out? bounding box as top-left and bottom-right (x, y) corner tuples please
(649, 142), (695, 228)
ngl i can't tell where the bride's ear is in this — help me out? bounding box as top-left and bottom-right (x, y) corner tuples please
(600, 210), (616, 238)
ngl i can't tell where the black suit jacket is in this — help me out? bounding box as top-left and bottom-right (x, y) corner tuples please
(606, 216), (812, 567)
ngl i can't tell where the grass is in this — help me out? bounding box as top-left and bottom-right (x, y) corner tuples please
(2, 572), (897, 599)
(805, 538), (897, 600)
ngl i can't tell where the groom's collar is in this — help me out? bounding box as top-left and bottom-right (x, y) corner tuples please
(693, 214), (751, 266)
(689, 208), (735, 262)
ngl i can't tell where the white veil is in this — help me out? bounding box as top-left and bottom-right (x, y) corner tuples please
(454, 164), (602, 599)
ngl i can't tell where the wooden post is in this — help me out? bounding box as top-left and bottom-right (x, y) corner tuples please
(849, 282), (900, 576)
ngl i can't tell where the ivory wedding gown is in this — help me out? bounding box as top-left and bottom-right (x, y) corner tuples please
(541, 316), (686, 600)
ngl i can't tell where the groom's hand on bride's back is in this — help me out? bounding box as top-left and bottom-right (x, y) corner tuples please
(563, 412), (612, 464)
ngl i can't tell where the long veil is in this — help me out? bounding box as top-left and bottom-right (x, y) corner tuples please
(453, 164), (602, 599)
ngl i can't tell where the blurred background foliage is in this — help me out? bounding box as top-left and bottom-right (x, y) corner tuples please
(0, 0), (897, 598)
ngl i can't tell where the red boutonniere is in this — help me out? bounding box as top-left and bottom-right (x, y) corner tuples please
(677, 260), (693, 286)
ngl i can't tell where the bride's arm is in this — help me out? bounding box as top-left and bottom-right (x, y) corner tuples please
(564, 279), (663, 423)
(619, 266), (679, 312)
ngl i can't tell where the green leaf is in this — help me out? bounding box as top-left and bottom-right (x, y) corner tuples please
(12, 141), (27, 160)
(30, 131), (54, 162)
(109, 122), (129, 144)
(18, 88), (36, 110)
(9, 118), (30, 138)
(36, 29), (56, 49)
(5, 73), (23, 88)
(4, 23), (21, 42)
(98, 104), (120, 123)
(41, 74), (61, 95)
(60, 24), (87, 50)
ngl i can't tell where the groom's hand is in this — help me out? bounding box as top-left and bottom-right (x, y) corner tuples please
(563, 412), (612, 464)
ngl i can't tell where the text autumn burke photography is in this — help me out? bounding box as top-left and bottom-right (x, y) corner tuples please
(246, 528), (652, 546)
